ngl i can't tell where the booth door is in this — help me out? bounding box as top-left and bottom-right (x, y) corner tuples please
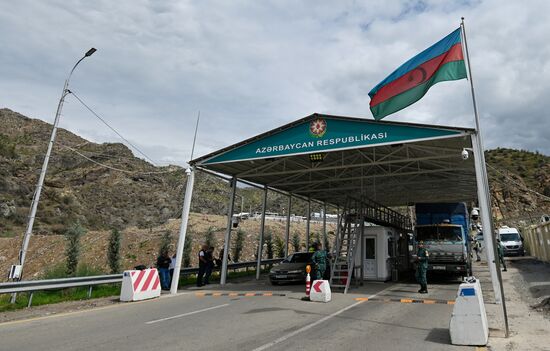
(364, 236), (377, 279)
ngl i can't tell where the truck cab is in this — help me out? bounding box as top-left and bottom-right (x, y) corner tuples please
(413, 223), (468, 274)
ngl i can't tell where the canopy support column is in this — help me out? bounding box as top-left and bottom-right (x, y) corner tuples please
(221, 177), (237, 285)
(306, 199), (311, 250)
(170, 167), (195, 294)
(284, 195), (292, 257)
(323, 202), (327, 247)
(256, 186), (268, 279)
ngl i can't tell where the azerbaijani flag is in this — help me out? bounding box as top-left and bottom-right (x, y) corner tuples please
(369, 28), (467, 120)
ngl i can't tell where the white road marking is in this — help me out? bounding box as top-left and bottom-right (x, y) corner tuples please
(145, 303), (230, 324)
(250, 285), (397, 351)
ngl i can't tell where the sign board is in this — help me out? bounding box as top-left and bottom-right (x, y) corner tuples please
(201, 116), (465, 165)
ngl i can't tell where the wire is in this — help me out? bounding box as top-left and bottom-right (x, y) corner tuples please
(69, 90), (159, 166)
(486, 163), (550, 201)
(58, 144), (181, 175)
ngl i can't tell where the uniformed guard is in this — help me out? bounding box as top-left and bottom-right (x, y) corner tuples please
(497, 239), (507, 272)
(311, 242), (327, 280)
(415, 240), (429, 294)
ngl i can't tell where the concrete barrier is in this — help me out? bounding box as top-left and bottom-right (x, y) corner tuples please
(310, 280), (331, 303)
(449, 277), (488, 346)
(120, 268), (161, 302)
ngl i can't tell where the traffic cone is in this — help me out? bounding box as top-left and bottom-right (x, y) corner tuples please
(305, 272), (311, 297)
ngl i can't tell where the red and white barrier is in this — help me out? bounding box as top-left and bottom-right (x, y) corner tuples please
(310, 280), (331, 303)
(305, 272), (311, 297)
(120, 268), (161, 302)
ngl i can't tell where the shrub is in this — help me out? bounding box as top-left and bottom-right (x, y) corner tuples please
(275, 236), (285, 258)
(205, 226), (217, 248)
(233, 229), (245, 262)
(182, 234), (193, 267)
(264, 232), (274, 259)
(65, 222), (86, 276)
(292, 232), (301, 252)
(107, 228), (121, 273)
(159, 230), (172, 257)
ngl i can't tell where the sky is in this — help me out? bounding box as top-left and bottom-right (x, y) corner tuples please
(1, 0), (549, 167)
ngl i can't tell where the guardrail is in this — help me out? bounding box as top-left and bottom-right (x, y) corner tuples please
(0, 258), (282, 306)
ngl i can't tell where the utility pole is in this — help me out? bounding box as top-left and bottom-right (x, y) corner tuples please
(10, 48), (97, 297)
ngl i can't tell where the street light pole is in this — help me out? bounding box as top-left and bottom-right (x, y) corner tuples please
(14, 48), (97, 285)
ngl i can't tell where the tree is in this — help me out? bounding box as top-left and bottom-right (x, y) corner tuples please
(205, 226), (217, 248)
(275, 236), (285, 258)
(65, 222), (86, 276)
(182, 234), (193, 268)
(292, 232), (301, 252)
(233, 229), (245, 262)
(159, 230), (172, 257)
(264, 232), (274, 259)
(107, 228), (121, 274)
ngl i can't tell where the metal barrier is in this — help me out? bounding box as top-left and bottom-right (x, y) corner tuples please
(0, 258), (282, 305)
(522, 221), (550, 263)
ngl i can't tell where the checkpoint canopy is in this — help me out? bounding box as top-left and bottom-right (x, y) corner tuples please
(191, 113), (478, 207)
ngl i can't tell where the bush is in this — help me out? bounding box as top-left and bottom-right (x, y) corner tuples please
(159, 230), (172, 257)
(107, 228), (121, 274)
(233, 229), (245, 262)
(65, 222), (86, 276)
(264, 232), (274, 259)
(205, 226), (217, 248)
(275, 236), (285, 258)
(182, 234), (193, 267)
(292, 232), (301, 252)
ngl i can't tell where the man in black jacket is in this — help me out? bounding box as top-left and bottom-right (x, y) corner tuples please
(156, 251), (172, 290)
(197, 244), (208, 287)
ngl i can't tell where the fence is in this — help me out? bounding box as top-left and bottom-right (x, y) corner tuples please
(522, 221), (550, 262)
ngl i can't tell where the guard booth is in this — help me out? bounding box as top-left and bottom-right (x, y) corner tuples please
(180, 113), (483, 294)
(353, 226), (410, 282)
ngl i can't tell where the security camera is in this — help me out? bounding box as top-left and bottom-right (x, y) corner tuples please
(461, 149), (469, 160)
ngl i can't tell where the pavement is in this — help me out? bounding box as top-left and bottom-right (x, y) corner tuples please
(0, 275), (476, 351)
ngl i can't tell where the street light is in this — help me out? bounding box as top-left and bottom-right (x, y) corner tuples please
(11, 48), (97, 287)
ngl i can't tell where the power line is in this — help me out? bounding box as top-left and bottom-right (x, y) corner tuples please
(69, 90), (158, 166)
(58, 144), (181, 175)
(486, 163), (550, 201)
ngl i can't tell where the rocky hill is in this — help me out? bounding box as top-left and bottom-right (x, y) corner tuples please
(486, 148), (550, 226)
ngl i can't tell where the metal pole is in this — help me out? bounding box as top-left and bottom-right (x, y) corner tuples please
(13, 49), (96, 294)
(323, 202), (327, 245)
(256, 186), (268, 279)
(462, 18), (509, 337)
(306, 199), (311, 250)
(284, 195), (292, 257)
(221, 177), (237, 285)
(170, 167), (195, 294)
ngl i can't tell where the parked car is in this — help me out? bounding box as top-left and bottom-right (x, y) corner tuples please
(497, 226), (525, 256)
(269, 252), (313, 285)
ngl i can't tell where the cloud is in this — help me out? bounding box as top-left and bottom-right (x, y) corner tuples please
(0, 0), (548, 168)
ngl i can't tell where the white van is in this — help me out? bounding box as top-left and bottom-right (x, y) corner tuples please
(497, 226), (525, 256)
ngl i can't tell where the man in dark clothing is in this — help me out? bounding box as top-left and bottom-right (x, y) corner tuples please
(156, 251), (172, 290)
(197, 244), (208, 287)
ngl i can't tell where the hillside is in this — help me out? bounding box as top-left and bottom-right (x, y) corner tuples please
(486, 148), (550, 226)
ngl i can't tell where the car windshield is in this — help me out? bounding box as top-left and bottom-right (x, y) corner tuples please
(500, 233), (520, 242)
(283, 253), (312, 263)
(416, 226), (463, 241)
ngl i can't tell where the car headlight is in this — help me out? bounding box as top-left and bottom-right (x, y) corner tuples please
(270, 269), (277, 274)
(287, 270), (303, 274)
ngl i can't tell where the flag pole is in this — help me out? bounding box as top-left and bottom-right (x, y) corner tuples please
(461, 17), (509, 338)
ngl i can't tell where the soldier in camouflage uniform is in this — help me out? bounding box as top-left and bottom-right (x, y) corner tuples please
(311, 242), (327, 280)
(415, 241), (429, 294)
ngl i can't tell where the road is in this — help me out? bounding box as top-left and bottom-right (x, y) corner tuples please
(0, 278), (476, 351)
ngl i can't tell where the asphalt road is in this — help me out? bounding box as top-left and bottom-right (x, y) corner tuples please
(0, 278), (477, 351)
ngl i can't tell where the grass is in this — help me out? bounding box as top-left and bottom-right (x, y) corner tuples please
(0, 266), (272, 313)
